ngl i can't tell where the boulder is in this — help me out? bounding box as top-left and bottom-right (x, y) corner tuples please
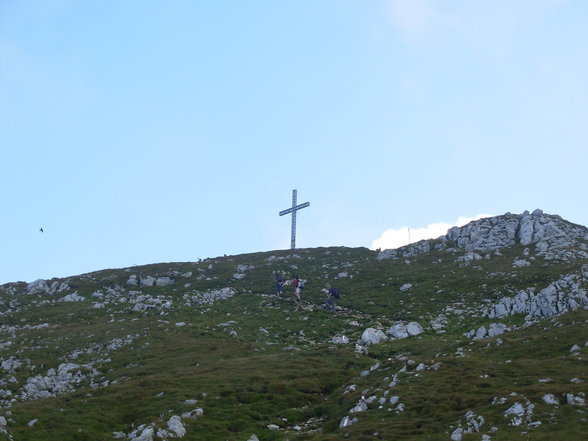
(360, 328), (387, 346)
(130, 427), (154, 441)
(155, 277), (174, 287)
(388, 324), (408, 339)
(406, 322), (423, 336)
(332, 335), (349, 344)
(339, 416), (358, 428)
(542, 394), (559, 405)
(60, 292), (85, 302)
(167, 415), (186, 437)
(26, 279), (49, 294)
(140, 276), (156, 287)
(473, 326), (487, 340)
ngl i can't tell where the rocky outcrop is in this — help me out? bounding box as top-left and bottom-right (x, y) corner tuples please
(26, 280), (69, 295)
(445, 209), (588, 257)
(377, 210), (588, 260)
(388, 322), (423, 339)
(182, 288), (235, 306)
(486, 272), (588, 320)
(127, 275), (175, 287)
(360, 328), (387, 346)
(21, 363), (100, 400)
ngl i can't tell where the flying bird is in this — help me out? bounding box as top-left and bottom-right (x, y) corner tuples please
(39, 228), (44, 233)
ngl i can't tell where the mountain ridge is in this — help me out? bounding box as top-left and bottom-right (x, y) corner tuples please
(0, 210), (586, 440)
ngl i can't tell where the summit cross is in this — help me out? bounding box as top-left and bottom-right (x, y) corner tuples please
(279, 189), (310, 250)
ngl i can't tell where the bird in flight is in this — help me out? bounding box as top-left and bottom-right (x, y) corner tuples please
(39, 228), (44, 233)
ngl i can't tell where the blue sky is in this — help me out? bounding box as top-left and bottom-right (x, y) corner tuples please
(1, 0), (587, 284)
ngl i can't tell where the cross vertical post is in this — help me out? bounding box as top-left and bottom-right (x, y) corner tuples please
(279, 189), (310, 250)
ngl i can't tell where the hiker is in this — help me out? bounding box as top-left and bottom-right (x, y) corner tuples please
(293, 275), (304, 305)
(325, 286), (339, 312)
(274, 272), (284, 297)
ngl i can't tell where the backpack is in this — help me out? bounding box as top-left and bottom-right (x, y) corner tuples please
(298, 280), (305, 289)
(331, 287), (340, 298)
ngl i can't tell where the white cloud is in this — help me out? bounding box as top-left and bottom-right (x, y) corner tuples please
(370, 214), (492, 251)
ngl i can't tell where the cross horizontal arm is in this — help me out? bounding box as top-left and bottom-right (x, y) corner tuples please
(279, 202), (310, 216)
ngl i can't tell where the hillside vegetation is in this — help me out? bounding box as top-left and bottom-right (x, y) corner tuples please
(0, 210), (587, 440)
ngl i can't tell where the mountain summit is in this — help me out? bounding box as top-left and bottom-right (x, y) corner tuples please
(378, 209), (588, 261)
(0, 210), (587, 440)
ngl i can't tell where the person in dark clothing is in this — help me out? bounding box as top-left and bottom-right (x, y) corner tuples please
(274, 272), (284, 297)
(325, 286), (339, 312)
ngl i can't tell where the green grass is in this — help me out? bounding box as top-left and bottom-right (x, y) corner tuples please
(0, 245), (587, 440)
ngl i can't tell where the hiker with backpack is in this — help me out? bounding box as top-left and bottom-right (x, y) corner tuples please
(293, 275), (305, 306)
(325, 285), (339, 312)
(274, 272), (284, 297)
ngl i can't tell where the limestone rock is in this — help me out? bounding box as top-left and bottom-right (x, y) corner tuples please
(332, 335), (349, 344)
(388, 324), (408, 339)
(542, 394), (559, 405)
(487, 272), (588, 320)
(406, 321), (423, 336)
(155, 277), (174, 287)
(26, 279), (69, 295)
(167, 415), (186, 437)
(360, 328), (387, 346)
(59, 292), (85, 302)
(140, 276), (156, 287)
(339, 416), (358, 428)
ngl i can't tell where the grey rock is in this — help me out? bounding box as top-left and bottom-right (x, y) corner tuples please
(567, 393), (586, 406)
(331, 335), (349, 344)
(140, 276), (156, 287)
(155, 277), (174, 287)
(488, 272), (588, 320)
(388, 324), (408, 339)
(360, 328), (387, 346)
(59, 292), (85, 302)
(406, 322), (423, 336)
(181, 408), (203, 419)
(167, 415), (186, 437)
(349, 397), (368, 413)
(339, 416), (358, 428)
(130, 427), (154, 441)
(542, 394), (559, 405)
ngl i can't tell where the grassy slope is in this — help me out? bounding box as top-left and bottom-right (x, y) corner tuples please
(0, 245), (586, 440)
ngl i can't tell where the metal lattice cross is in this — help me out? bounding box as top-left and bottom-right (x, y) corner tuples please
(279, 189), (310, 250)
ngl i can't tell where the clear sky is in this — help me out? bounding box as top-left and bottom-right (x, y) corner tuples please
(1, 0), (587, 284)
